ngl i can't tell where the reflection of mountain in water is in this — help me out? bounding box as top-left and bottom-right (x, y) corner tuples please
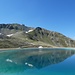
(26, 50), (75, 69)
(0, 49), (75, 73)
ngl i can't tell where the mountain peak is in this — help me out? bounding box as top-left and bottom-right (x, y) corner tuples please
(35, 27), (42, 30)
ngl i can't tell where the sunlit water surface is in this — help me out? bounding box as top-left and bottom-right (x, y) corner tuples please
(0, 48), (75, 75)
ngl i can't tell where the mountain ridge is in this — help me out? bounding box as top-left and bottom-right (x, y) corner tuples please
(0, 23), (75, 48)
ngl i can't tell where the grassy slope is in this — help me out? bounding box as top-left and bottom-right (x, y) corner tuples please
(27, 27), (75, 47)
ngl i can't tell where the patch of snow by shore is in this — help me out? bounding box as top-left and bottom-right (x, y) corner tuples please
(38, 46), (43, 48)
(38, 46), (43, 52)
(7, 34), (13, 37)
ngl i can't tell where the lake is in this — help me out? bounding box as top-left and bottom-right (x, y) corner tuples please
(0, 48), (75, 75)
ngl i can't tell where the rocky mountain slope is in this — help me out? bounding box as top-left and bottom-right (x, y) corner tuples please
(0, 24), (75, 48)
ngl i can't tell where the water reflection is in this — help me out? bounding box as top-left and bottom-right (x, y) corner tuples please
(0, 49), (75, 73)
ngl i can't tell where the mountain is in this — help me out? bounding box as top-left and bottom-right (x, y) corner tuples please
(27, 27), (75, 47)
(0, 23), (32, 35)
(0, 23), (75, 48)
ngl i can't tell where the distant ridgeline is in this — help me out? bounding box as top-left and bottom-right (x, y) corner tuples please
(0, 23), (31, 31)
(0, 23), (75, 48)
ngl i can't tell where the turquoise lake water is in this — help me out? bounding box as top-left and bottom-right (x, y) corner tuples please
(0, 48), (75, 75)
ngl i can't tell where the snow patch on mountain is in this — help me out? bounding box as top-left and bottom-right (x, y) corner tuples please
(7, 34), (13, 37)
(26, 30), (33, 33)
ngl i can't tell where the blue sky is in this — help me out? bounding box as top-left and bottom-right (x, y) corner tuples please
(0, 0), (75, 39)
